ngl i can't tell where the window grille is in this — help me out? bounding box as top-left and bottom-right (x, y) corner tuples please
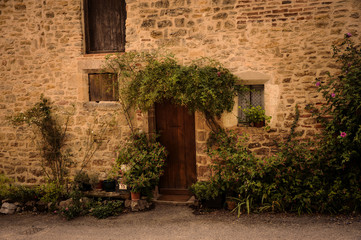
(238, 85), (264, 123)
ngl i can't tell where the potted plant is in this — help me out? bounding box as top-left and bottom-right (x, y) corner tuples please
(73, 171), (92, 191)
(88, 172), (100, 190)
(242, 105), (270, 127)
(116, 132), (167, 200)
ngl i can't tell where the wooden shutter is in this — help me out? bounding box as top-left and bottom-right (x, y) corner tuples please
(89, 73), (118, 101)
(84, 0), (126, 53)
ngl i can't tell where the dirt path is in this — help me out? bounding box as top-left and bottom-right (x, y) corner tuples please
(0, 204), (360, 240)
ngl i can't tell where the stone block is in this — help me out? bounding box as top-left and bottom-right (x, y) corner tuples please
(125, 199), (151, 212)
(0, 202), (17, 214)
(59, 198), (73, 209)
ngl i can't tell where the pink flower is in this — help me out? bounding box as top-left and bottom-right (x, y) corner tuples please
(316, 81), (321, 87)
(65, 207), (69, 211)
(217, 72), (221, 77)
(346, 32), (352, 37)
(54, 210), (57, 214)
(340, 132), (347, 138)
(331, 93), (335, 98)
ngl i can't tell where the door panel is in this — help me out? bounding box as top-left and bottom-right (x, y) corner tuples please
(155, 101), (197, 192)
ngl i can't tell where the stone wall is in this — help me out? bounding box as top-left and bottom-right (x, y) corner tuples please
(0, 0), (360, 184)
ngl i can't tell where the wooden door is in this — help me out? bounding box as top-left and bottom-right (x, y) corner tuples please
(155, 101), (197, 194)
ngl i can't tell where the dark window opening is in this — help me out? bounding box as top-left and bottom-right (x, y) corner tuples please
(84, 0), (126, 53)
(238, 85), (264, 123)
(89, 73), (118, 102)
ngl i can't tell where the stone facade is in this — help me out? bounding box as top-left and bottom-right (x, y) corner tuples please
(0, 0), (360, 184)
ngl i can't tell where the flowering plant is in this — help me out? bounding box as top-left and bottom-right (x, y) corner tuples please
(116, 132), (167, 193)
(308, 33), (361, 165)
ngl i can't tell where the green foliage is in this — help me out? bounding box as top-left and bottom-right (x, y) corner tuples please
(90, 200), (123, 219)
(60, 188), (88, 220)
(204, 105), (360, 214)
(189, 181), (221, 201)
(39, 181), (66, 208)
(9, 95), (74, 185)
(1, 175), (41, 203)
(116, 132), (167, 193)
(309, 34), (361, 165)
(105, 51), (243, 132)
(60, 204), (84, 221)
(242, 105), (271, 124)
(206, 129), (262, 197)
(0, 174), (13, 201)
(73, 171), (92, 191)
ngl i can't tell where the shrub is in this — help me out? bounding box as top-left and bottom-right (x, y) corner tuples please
(39, 181), (66, 210)
(60, 204), (84, 221)
(0, 174), (13, 201)
(116, 132), (167, 194)
(90, 200), (123, 219)
(189, 181), (221, 201)
(305, 34), (361, 212)
(206, 129), (263, 198)
(6, 185), (41, 204)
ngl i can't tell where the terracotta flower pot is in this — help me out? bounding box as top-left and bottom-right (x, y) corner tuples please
(95, 180), (103, 190)
(226, 200), (236, 211)
(131, 192), (141, 200)
(253, 121), (265, 128)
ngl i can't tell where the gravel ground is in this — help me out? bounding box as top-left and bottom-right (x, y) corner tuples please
(0, 204), (361, 240)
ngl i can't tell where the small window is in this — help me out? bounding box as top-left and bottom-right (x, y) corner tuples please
(88, 73), (118, 102)
(238, 85), (264, 123)
(84, 0), (126, 53)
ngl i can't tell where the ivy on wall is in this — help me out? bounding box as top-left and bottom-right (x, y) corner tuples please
(104, 51), (244, 132)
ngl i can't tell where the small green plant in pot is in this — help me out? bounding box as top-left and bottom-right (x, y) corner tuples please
(116, 132), (167, 200)
(73, 171), (92, 191)
(242, 105), (270, 127)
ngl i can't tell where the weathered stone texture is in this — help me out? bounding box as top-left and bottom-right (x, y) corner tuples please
(1, 0), (361, 183)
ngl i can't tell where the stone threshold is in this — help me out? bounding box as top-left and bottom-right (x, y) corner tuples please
(152, 195), (196, 206)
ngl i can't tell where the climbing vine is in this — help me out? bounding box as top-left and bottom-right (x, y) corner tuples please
(104, 51), (244, 132)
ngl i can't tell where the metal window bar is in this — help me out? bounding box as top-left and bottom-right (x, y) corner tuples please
(238, 85), (264, 123)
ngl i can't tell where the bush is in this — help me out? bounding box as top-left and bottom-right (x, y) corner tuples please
(206, 129), (263, 198)
(6, 185), (41, 204)
(116, 132), (167, 194)
(189, 181), (221, 201)
(90, 200), (123, 219)
(39, 181), (66, 210)
(60, 204), (84, 221)
(0, 174), (13, 201)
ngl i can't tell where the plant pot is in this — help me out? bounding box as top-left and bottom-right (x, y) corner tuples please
(131, 192), (141, 200)
(253, 121), (265, 128)
(94, 180), (103, 190)
(226, 200), (236, 211)
(102, 179), (116, 192)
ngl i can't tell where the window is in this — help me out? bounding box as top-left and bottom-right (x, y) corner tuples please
(84, 0), (126, 53)
(238, 85), (264, 123)
(88, 73), (118, 102)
